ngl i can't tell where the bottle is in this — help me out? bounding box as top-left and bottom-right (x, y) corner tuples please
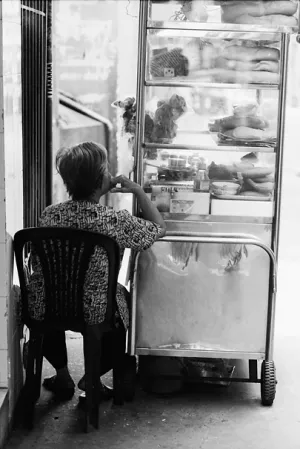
(199, 170), (210, 192)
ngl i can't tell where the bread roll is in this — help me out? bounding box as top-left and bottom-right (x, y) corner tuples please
(222, 126), (264, 140)
(223, 45), (280, 62)
(221, 1), (298, 22)
(231, 14), (298, 27)
(215, 115), (269, 131)
(213, 69), (279, 84)
(216, 57), (279, 73)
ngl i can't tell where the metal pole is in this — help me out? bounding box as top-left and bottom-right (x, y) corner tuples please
(128, 252), (140, 355)
(128, 0), (149, 354)
(265, 32), (289, 360)
(133, 0), (149, 216)
(297, 0), (300, 43)
(46, 0), (53, 206)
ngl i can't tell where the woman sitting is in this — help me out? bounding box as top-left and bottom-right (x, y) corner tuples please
(27, 141), (166, 400)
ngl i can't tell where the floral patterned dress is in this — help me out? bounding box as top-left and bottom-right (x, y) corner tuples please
(26, 200), (162, 329)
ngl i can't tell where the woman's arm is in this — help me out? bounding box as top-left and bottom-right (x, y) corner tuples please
(110, 175), (166, 237)
(133, 187), (166, 236)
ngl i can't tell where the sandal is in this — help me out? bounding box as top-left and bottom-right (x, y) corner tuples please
(43, 375), (75, 400)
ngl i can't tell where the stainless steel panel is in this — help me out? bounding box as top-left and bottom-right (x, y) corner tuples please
(135, 222), (271, 354)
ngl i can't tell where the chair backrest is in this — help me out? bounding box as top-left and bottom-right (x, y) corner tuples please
(14, 227), (120, 330)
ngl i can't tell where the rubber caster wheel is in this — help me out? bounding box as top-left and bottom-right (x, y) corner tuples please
(261, 360), (276, 406)
(123, 355), (137, 402)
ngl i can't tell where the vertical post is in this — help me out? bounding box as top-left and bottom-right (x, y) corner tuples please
(132, 0), (149, 216)
(265, 32), (289, 361)
(46, 0), (53, 206)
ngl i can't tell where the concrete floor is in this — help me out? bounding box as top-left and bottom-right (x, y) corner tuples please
(5, 109), (300, 448)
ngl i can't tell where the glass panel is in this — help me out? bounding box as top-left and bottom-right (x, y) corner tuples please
(143, 86), (279, 147)
(143, 149), (276, 220)
(147, 30), (281, 85)
(149, 0), (298, 32)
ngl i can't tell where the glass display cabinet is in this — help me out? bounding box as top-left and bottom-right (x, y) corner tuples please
(128, 0), (299, 405)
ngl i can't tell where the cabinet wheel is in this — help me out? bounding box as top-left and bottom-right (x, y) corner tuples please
(261, 360), (276, 406)
(123, 355), (137, 402)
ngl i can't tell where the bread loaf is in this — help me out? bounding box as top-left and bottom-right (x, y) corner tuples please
(222, 126), (264, 140)
(222, 45), (280, 62)
(216, 57), (279, 73)
(221, 1), (297, 22)
(231, 14), (298, 27)
(213, 69), (279, 84)
(213, 115), (269, 131)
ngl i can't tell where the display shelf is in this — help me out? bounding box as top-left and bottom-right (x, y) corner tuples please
(162, 214), (273, 224)
(143, 143), (276, 153)
(145, 80), (279, 90)
(147, 20), (297, 35)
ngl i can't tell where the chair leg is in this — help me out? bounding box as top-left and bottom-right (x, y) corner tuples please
(83, 326), (102, 431)
(22, 331), (43, 429)
(34, 335), (44, 401)
(112, 328), (126, 406)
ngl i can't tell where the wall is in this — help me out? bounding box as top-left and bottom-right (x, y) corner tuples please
(0, 0), (24, 430)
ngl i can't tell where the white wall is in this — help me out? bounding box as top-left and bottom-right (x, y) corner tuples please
(0, 0), (23, 419)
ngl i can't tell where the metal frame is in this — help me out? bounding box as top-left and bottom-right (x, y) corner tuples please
(131, 0), (294, 386)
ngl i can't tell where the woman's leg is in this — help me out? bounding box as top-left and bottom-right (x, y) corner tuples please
(43, 330), (68, 369)
(42, 331), (75, 399)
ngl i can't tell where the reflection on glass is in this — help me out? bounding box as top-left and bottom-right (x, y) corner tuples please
(148, 32), (281, 85)
(143, 86), (278, 147)
(143, 149), (276, 218)
(149, 0), (298, 30)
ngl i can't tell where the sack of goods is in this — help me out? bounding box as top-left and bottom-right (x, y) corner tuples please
(150, 47), (189, 78)
(218, 0), (298, 27)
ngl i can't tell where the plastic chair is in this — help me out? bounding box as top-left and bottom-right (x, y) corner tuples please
(14, 227), (134, 432)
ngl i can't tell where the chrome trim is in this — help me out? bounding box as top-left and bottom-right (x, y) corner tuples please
(135, 348), (265, 360)
(147, 20), (297, 35)
(145, 80), (279, 90)
(265, 32), (290, 361)
(128, 252), (140, 355)
(144, 142), (276, 153)
(163, 214), (273, 225)
(298, 1), (300, 43)
(133, 0), (149, 215)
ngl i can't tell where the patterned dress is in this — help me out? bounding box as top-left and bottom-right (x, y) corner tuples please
(27, 200), (162, 329)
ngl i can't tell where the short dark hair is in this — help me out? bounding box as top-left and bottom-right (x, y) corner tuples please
(55, 142), (107, 200)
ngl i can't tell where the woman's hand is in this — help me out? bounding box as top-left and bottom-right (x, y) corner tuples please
(110, 175), (143, 195)
(110, 175), (166, 236)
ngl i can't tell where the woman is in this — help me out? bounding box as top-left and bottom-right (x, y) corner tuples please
(27, 141), (166, 400)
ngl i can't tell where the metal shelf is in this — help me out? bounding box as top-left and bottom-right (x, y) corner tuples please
(144, 143), (276, 153)
(162, 213), (273, 225)
(147, 20), (297, 35)
(145, 79), (279, 90)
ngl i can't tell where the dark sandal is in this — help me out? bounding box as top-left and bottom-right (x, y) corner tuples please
(43, 375), (75, 400)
